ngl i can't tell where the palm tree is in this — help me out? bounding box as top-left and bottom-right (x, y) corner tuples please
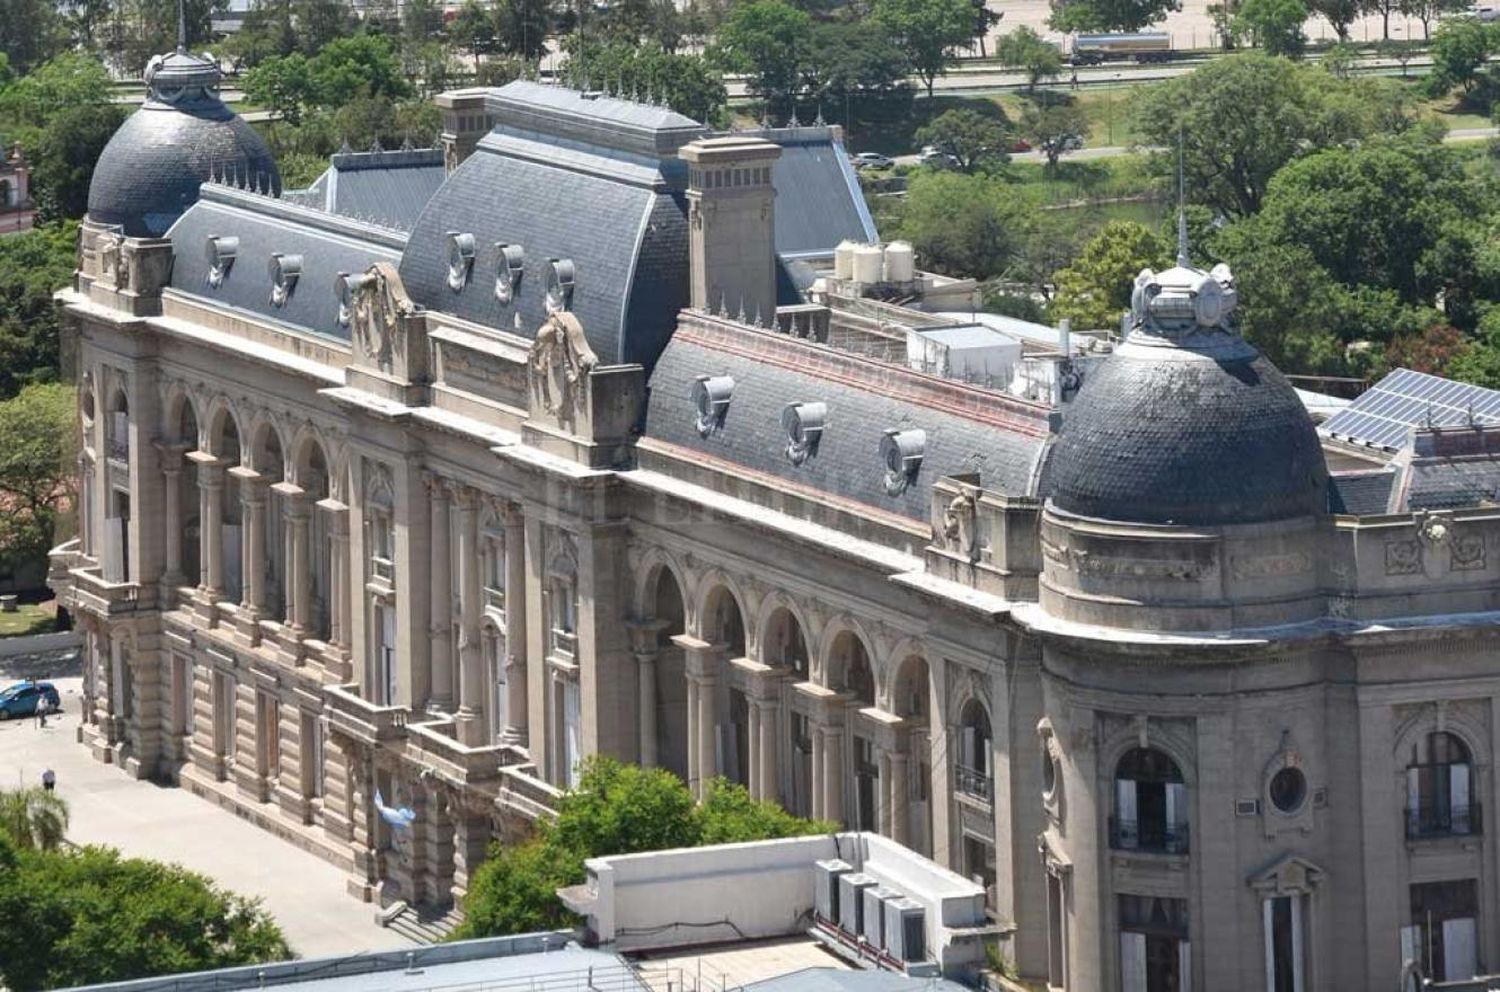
(0, 787), (69, 851)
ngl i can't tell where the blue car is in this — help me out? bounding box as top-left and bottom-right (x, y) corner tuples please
(0, 681), (60, 720)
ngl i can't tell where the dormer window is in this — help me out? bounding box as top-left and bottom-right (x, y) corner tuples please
(782, 402), (826, 465)
(269, 253), (302, 307)
(880, 428), (925, 495)
(206, 235), (238, 289)
(494, 243), (524, 304)
(545, 258), (575, 313)
(692, 375), (734, 437)
(447, 231), (475, 292)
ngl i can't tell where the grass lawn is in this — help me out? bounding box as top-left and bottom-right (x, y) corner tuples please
(0, 603), (57, 639)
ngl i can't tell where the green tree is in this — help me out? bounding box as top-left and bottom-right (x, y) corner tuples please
(0, 839), (291, 991)
(450, 0), (499, 70)
(1403, 0), (1468, 40)
(0, 0), (65, 73)
(1020, 102), (1088, 169)
(800, 21), (911, 126)
(897, 170), (1031, 279)
(454, 758), (831, 940)
(224, 0), (296, 68)
(566, 42), (727, 124)
(0, 383), (77, 575)
(1132, 53), (1389, 218)
(496, 0), (553, 60)
(243, 52), (314, 127)
(1308, 0), (1359, 40)
(1051, 221), (1171, 330)
(1234, 0), (1306, 55)
(711, 0), (809, 118)
(293, 0), (355, 53)
(1426, 16), (1492, 94)
(1048, 0), (1175, 33)
(996, 26), (1063, 95)
(0, 223), (75, 393)
(30, 101), (127, 220)
(871, 0), (977, 97)
(0, 788), (68, 851)
(914, 107), (1011, 172)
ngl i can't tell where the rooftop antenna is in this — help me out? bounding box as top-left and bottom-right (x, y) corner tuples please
(176, 0), (186, 53)
(1175, 127), (1189, 268)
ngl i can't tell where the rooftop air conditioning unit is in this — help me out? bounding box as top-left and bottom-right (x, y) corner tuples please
(813, 859), (852, 927)
(839, 872), (877, 936)
(884, 897), (927, 964)
(862, 885), (898, 950)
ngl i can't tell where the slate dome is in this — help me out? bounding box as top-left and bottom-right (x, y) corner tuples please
(1046, 256), (1328, 528)
(87, 49), (280, 239)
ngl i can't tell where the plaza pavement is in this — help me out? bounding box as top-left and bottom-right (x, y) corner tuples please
(0, 661), (416, 960)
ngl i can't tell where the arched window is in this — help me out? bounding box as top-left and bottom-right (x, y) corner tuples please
(1112, 748), (1187, 854)
(764, 606), (807, 676)
(956, 699), (992, 802)
(1407, 732), (1475, 838)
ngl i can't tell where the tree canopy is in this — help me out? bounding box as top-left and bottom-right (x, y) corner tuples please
(1048, 0), (1176, 33)
(871, 0), (978, 97)
(896, 170), (1032, 280)
(0, 829), (291, 992)
(996, 27), (1063, 96)
(0, 383), (77, 578)
(454, 758), (832, 940)
(1051, 221), (1172, 330)
(914, 107), (1011, 172)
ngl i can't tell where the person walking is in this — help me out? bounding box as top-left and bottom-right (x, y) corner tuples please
(41, 767), (55, 792)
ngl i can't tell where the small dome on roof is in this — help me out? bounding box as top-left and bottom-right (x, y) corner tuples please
(87, 48), (279, 238)
(1045, 247), (1329, 527)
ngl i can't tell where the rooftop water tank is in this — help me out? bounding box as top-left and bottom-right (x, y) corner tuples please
(884, 241), (915, 283)
(853, 243), (884, 285)
(834, 240), (858, 281)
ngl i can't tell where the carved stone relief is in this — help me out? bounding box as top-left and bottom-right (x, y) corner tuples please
(528, 311), (597, 420)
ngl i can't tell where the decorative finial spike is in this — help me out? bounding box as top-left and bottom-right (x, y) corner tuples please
(177, 0), (187, 53)
(1175, 128), (1189, 268)
(718, 293), (727, 317)
(737, 297), (746, 323)
(754, 304), (763, 327)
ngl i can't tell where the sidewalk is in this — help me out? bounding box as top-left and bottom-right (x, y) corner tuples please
(0, 673), (416, 959)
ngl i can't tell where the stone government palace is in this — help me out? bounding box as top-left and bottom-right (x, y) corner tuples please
(48, 38), (1500, 992)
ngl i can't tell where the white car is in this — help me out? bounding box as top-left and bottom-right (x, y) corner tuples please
(851, 152), (895, 170)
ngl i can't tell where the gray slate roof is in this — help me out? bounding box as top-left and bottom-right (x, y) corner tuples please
(167, 184), (405, 341)
(398, 82), (700, 367)
(1402, 459), (1500, 511)
(286, 148), (447, 232)
(1328, 470), (1396, 515)
(747, 968), (970, 992)
(739, 126), (877, 256)
(644, 320), (1052, 522)
(1047, 331), (1329, 526)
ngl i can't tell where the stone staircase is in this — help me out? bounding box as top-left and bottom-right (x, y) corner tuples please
(380, 901), (464, 945)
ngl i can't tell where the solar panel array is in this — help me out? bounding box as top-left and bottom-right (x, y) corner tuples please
(1319, 368), (1500, 451)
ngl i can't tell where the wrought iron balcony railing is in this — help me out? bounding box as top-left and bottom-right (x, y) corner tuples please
(1406, 802), (1481, 839)
(1110, 816), (1190, 855)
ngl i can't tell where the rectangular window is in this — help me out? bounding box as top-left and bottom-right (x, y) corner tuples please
(563, 678), (581, 788)
(1047, 873), (1067, 989)
(1410, 879), (1479, 982)
(1119, 895), (1190, 992)
(1263, 895), (1304, 992)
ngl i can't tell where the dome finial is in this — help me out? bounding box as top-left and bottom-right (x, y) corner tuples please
(177, 0), (187, 53)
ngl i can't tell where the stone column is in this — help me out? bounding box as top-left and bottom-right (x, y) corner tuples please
(629, 619), (667, 767)
(757, 699), (778, 805)
(427, 479), (454, 712)
(889, 749), (909, 845)
(423, 783), (456, 907)
(159, 454), (184, 587)
(685, 676), (700, 789)
(234, 470), (267, 619)
(326, 501), (350, 655)
(501, 509), (528, 745)
(454, 489), (484, 744)
(810, 726), (825, 821)
(747, 701), (762, 799)
(822, 726), (844, 825)
(198, 460), (224, 599)
(287, 493), (311, 634)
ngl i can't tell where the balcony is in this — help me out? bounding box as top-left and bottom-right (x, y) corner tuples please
(1406, 802), (1482, 840)
(955, 763), (992, 804)
(1109, 816), (1190, 855)
(323, 683), (408, 746)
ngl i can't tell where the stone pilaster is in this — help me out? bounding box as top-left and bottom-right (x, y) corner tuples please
(455, 488), (484, 744)
(501, 507), (528, 745)
(427, 476), (454, 712)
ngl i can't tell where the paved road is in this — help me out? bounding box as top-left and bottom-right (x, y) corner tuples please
(0, 665), (415, 960)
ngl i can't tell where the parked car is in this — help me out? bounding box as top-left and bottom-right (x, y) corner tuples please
(851, 151), (895, 170)
(1010, 138), (1033, 152)
(0, 680), (60, 720)
(918, 146), (959, 168)
(1060, 134), (1086, 151)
